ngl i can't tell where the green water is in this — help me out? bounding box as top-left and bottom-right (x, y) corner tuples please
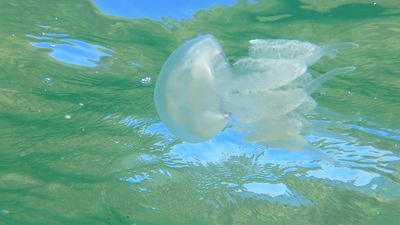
(1, 0), (400, 224)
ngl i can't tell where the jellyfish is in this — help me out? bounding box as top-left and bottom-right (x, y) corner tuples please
(154, 34), (358, 151)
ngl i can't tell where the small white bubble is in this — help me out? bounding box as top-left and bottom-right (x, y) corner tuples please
(65, 114), (71, 119)
(50, 43), (55, 47)
(130, 62), (141, 67)
(78, 102), (84, 106)
(140, 77), (151, 84)
(94, 70), (98, 74)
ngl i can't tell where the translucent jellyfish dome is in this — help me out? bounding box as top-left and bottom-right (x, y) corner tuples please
(154, 34), (358, 150)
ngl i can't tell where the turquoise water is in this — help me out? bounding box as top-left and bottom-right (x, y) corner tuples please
(1, 0), (400, 224)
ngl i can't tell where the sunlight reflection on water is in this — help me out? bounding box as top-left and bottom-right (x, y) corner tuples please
(91, 0), (238, 21)
(102, 114), (400, 208)
(27, 29), (113, 67)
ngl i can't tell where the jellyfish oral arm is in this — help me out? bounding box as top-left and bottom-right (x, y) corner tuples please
(304, 66), (356, 95)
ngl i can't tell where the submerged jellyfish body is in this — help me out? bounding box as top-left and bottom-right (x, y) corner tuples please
(154, 34), (358, 150)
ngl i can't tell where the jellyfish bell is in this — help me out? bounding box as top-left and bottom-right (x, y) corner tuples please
(154, 34), (358, 150)
(154, 34), (232, 143)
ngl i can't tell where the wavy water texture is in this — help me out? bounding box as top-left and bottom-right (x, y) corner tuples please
(1, 0), (400, 224)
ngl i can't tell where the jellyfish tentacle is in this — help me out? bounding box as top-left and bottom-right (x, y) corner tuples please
(304, 42), (359, 66)
(322, 42), (359, 56)
(304, 66), (356, 94)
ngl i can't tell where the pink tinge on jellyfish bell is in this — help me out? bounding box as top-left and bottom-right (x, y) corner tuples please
(154, 34), (358, 150)
(223, 112), (232, 119)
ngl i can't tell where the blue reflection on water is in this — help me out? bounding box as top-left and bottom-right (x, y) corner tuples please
(105, 114), (400, 207)
(238, 182), (313, 207)
(27, 31), (114, 67)
(91, 0), (237, 21)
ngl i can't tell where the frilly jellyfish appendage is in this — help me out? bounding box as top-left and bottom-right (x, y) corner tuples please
(154, 35), (232, 143)
(154, 34), (358, 151)
(248, 39), (359, 66)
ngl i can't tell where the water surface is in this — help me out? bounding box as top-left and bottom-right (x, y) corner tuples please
(1, 0), (400, 224)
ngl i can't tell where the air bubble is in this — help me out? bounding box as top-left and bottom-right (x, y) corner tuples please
(140, 77), (151, 84)
(130, 62), (141, 67)
(43, 77), (52, 84)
